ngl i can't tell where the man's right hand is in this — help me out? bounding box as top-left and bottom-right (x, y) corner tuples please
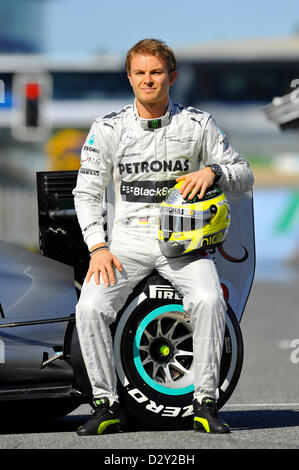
(86, 245), (122, 287)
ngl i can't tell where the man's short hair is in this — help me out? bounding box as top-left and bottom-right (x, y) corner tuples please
(126, 38), (177, 74)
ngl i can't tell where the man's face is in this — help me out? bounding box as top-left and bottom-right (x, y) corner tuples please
(127, 54), (177, 109)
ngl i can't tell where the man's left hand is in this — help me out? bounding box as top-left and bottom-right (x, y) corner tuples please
(176, 167), (216, 200)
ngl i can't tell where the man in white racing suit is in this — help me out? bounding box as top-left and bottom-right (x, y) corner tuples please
(73, 39), (254, 436)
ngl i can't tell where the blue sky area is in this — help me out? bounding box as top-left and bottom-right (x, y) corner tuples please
(45, 0), (299, 56)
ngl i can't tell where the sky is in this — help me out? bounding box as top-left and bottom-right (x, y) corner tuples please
(45, 0), (299, 57)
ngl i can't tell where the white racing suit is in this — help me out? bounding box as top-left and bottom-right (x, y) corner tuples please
(73, 99), (254, 403)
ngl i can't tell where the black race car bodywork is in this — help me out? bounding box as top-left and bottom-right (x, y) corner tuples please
(0, 171), (255, 429)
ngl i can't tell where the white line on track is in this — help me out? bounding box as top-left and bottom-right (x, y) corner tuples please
(224, 403), (299, 407)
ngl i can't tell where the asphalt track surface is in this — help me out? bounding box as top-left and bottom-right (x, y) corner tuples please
(0, 278), (298, 454)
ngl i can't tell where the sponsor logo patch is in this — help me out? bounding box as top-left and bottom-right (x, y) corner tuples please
(120, 180), (175, 203)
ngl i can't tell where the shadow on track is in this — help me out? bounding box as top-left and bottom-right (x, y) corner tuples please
(0, 409), (298, 435)
(221, 409), (299, 431)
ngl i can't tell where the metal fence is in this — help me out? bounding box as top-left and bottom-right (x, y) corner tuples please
(0, 186), (39, 248)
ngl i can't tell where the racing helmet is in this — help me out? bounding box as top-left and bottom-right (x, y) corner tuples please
(159, 181), (231, 257)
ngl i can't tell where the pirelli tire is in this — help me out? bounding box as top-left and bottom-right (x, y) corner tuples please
(112, 272), (243, 430)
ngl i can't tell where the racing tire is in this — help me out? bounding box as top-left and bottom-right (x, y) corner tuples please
(112, 272), (243, 430)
